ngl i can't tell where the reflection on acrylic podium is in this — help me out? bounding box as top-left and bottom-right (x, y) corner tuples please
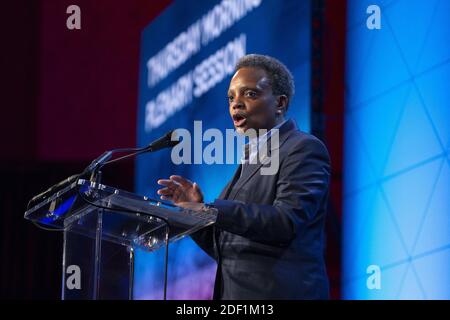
(24, 179), (217, 300)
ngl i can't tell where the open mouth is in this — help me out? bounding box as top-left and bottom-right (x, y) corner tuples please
(232, 113), (247, 127)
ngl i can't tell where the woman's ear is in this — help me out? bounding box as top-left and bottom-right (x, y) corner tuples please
(276, 95), (288, 115)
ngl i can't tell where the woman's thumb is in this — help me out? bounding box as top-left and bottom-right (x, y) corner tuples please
(193, 182), (203, 194)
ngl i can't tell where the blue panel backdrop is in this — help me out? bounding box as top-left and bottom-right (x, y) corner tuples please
(134, 0), (311, 299)
(343, 0), (450, 299)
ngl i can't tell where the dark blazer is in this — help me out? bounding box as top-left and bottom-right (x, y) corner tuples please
(191, 119), (331, 300)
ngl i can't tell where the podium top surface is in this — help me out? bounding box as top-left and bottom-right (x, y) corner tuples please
(25, 179), (217, 251)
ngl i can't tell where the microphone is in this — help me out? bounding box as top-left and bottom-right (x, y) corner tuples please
(100, 130), (179, 167)
(87, 130), (179, 174)
(28, 174), (81, 204)
(145, 130), (179, 152)
(28, 130), (179, 205)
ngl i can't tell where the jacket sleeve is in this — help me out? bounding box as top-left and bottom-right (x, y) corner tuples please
(190, 225), (217, 261)
(212, 136), (330, 246)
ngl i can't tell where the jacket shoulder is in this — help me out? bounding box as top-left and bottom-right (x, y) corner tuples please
(284, 130), (329, 157)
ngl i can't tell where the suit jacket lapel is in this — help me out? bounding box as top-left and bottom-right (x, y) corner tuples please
(218, 164), (242, 200)
(227, 119), (297, 200)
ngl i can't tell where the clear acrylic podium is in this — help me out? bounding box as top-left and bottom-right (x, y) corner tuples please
(24, 178), (217, 300)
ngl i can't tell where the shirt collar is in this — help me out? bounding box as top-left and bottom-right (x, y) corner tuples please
(251, 119), (287, 146)
(242, 119), (288, 162)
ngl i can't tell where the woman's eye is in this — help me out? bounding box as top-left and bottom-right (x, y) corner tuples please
(246, 91), (257, 98)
